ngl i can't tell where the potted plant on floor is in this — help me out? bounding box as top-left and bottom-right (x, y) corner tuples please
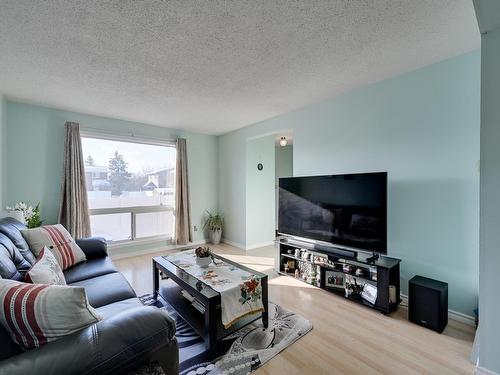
(203, 210), (223, 244)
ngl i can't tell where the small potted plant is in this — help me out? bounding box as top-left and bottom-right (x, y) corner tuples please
(195, 246), (213, 268)
(203, 210), (223, 244)
(6, 202), (43, 228)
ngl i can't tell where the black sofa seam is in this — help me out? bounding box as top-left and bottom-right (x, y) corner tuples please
(65, 270), (119, 284)
(82, 326), (173, 374)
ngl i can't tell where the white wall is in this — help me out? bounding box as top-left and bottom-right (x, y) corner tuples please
(475, 0), (500, 372)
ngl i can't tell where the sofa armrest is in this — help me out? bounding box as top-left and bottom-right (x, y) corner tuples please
(76, 237), (108, 259)
(0, 306), (178, 375)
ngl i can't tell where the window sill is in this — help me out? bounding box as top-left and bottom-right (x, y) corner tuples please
(107, 236), (173, 249)
(108, 237), (206, 260)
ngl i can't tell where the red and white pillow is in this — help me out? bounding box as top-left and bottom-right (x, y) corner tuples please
(21, 224), (86, 271)
(25, 247), (66, 285)
(0, 279), (101, 350)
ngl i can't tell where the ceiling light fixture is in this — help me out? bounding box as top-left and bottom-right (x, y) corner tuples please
(279, 136), (287, 147)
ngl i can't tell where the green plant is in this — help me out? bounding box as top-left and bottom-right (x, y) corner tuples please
(6, 202), (43, 228)
(203, 210), (223, 232)
(195, 246), (212, 258)
(27, 203), (43, 228)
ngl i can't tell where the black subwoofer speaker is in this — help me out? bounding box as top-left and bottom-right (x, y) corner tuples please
(408, 275), (448, 333)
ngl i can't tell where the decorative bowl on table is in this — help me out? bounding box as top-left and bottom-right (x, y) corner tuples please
(196, 256), (211, 268)
(195, 246), (212, 268)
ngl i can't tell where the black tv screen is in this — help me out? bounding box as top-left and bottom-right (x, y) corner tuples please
(278, 172), (387, 253)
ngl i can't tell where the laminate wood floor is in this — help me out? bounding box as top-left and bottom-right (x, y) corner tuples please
(114, 243), (475, 375)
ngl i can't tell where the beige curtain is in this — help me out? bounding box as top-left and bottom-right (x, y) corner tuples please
(175, 138), (192, 245)
(58, 122), (91, 238)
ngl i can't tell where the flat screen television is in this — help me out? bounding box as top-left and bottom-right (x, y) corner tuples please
(278, 172), (387, 254)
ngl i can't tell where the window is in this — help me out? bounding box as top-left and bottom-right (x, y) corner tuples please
(81, 134), (176, 243)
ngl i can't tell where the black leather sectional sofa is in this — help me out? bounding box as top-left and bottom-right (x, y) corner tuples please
(0, 217), (178, 375)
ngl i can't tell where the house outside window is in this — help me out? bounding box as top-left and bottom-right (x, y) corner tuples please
(81, 133), (176, 244)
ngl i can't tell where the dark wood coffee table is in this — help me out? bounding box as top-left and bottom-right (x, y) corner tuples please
(153, 253), (268, 353)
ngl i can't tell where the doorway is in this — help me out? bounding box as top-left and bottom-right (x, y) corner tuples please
(275, 135), (293, 232)
(244, 132), (293, 250)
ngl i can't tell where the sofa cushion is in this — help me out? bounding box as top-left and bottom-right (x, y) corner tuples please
(96, 297), (144, 319)
(76, 237), (108, 259)
(25, 247), (66, 285)
(0, 306), (178, 375)
(64, 257), (118, 284)
(0, 324), (21, 361)
(0, 218), (35, 266)
(0, 276), (19, 360)
(0, 233), (33, 280)
(0, 279), (102, 350)
(69, 272), (136, 308)
(21, 224), (87, 271)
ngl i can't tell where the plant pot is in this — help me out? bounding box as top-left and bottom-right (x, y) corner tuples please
(209, 229), (222, 244)
(196, 256), (211, 268)
(5, 211), (26, 224)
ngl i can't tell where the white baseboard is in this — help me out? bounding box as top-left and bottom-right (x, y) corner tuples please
(222, 239), (275, 251)
(476, 366), (500, 375)
(449, 309), (477, 326)
(246, 241), (275, 250)
(400, 294), (476, 326)
(110, 240), (206, 260)
(221, 238), (246, 250)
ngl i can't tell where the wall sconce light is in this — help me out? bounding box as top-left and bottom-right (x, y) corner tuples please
(279, 136), (287, 147)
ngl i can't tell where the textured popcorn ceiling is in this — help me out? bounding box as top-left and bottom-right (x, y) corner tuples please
(0, 1), (479, 135)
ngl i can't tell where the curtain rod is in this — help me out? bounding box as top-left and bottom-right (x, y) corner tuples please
(80, 126), (178, 146)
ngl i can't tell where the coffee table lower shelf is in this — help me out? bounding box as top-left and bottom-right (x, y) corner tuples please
(158, 281), (267, 353)
(159, 281), (206, 337)
(153, 255), (269, 354)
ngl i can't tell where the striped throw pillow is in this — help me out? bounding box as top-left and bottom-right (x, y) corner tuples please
(0, 279), (101, 350)
(25, 247), (66, 285)
(21, 224), (86, 270)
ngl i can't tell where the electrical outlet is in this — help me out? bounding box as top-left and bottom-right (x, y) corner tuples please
(194, 225), (198, 232)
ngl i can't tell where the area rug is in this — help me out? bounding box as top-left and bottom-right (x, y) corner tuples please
(136, 294), (312, 375)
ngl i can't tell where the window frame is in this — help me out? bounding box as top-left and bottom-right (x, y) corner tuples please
(80, 129), (177, 245)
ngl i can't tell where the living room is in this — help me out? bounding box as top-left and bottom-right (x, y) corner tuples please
(0, 1), (499, 374)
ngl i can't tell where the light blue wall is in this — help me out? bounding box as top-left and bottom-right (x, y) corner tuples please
(4, 101), (219, 251)
(218, 51), (480, 315)
(477, 17), (500, 373)
(218, 129), (246, 247)
(2, 51), (480, 315)
(246, 135), (275, 248)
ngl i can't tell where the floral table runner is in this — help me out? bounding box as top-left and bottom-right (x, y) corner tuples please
(165, 249), (264, 328)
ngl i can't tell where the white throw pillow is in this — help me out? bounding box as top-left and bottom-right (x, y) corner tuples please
(21, 224), (86, 271)
(25, 247), (66, 285)
(0, 279), (102, 350)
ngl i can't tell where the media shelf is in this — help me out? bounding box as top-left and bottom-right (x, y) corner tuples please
(276, 238), (401, 314)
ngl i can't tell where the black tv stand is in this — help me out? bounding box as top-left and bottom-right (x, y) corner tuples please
(288, 239), (358, 259)
(366, 252), (380, 263)
(276, 237), (401, 314)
